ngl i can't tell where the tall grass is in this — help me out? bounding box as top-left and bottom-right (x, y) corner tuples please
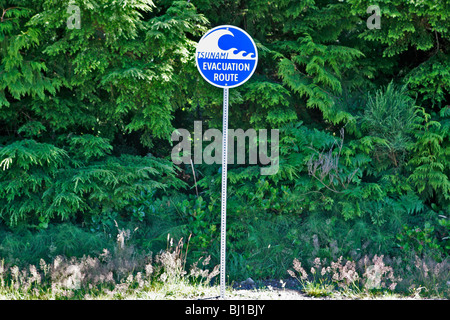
(0, 221), (448, 299)
(288, 254), (450, 299)
(0, 230), (220, 300)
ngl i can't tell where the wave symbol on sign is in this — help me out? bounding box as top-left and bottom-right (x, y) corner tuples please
(197, 29), (256, 60)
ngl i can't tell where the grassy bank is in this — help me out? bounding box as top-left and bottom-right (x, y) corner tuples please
(0, 232), (448, 300)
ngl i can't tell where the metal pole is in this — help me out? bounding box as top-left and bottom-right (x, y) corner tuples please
(220, 87), (229, 299)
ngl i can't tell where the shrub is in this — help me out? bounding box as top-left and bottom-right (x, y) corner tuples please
(361, 82), (418, 170)
(0, 223), (113, 267)
(0, 137), (184, 228)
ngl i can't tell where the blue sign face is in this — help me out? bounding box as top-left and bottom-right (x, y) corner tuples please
(196, 25), (258, 89)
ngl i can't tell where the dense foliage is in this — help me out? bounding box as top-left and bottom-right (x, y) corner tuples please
(0, 0), (449, 294)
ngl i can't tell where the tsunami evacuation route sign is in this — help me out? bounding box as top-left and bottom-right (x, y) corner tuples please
(195, 25), (258, 299)
(195, 25), (258, 88)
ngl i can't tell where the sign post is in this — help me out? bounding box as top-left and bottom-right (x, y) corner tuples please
(220, 87), (228, 299)
(195, 25), (258, 299)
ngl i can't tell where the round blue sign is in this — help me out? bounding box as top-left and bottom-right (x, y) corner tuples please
(195, 25), (258, 89)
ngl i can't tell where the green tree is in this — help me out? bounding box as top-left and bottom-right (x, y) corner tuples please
(0, 0), (210, 227)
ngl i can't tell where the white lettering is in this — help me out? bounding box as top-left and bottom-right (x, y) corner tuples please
(197, 52), (230, 59)
(203, 62), (251, 72)
(213, 73), (238, 82)
(185, 304), (220, 317)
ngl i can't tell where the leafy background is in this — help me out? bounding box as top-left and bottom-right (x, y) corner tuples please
(0, 0), (449, 294)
